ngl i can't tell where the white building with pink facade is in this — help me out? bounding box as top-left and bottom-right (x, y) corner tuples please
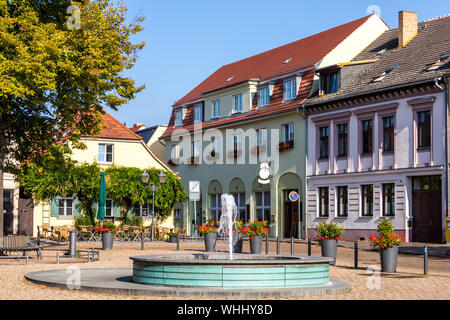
(304, 12), (450, 243)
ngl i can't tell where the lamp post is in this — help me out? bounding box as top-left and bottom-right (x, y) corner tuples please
(141, 170), (167, 241)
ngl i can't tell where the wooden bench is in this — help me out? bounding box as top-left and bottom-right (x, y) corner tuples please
(0, 235), (43, 263)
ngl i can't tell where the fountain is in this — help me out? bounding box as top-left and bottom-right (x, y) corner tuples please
(217, 194), (238, 260)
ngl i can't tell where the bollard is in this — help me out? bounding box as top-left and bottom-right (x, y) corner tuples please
(177, 232), (180, 251)
(424, 246), (428, 275)
(265, 235), (269, 254)
(276, 236), (280, 255)
(307, 239), (311, 256)
(69, 230), (77, 257)
(141, 231), (145, 250)
(354, 241), (358, 269)
(56, 251), (60, 265)
(291, 237), (294, 255)
(37, 229), (41, 246)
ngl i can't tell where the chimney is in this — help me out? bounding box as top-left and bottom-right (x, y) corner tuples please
(398, 11), (418, 48)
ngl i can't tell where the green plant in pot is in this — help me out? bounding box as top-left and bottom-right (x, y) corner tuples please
(168, 231), (178, 243)
(95, 221), (117, 250)
(199, 222), (218, 252)
(314, 221), (345, 265)
(242, 220), (269, 254)
(369, 218), (404, 273)
(232, 220), (244, 253)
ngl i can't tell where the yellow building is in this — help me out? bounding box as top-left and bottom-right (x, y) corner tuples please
(30, 112), (176, 237)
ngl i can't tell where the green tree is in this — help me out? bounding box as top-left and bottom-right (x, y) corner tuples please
(0, 0), (144, 234)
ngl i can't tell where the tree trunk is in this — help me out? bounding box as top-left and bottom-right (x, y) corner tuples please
(0, 158), (4, 237)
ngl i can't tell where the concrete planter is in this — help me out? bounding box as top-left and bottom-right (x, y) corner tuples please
(232, 236), (243, 253)
(321, 239), (338, 265)
(249, 235), (263, 254)
(204, 233), (217, 252)
(380, 246), (398, 272)
(102, 232), (114, 250)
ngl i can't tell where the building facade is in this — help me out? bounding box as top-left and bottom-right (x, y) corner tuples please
(161, 14), (389, 237)
(305, 12), (450, 243)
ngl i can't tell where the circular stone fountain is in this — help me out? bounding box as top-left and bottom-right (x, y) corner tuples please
(131, 253), (336, 289)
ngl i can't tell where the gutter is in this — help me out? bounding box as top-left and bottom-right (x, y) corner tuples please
(297, 102), (307, 239)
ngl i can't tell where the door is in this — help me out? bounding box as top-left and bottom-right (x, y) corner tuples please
(3, 189), (14, 235)
(412, 176), (442, 243)
(284, 190), (298, 238)
(18, 188), (34, 236)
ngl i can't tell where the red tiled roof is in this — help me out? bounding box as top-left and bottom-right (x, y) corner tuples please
(174, 15), (374, 107)
(95, 112), (143, 141)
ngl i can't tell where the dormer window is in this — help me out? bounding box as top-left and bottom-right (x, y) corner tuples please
(283, 78), (297, 101)
(426, 52), (450, 71)
(233, 94), (242, 113)
(212, 100), (220, 118)
(174, 109), (183, 127)
(320, 70), (339, 95)
(258, 86), (270, 108)
(373, 64), (403, 83)
(193, 104), (203, 123)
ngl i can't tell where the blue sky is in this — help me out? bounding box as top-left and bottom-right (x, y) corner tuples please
(107, 0), (450, 128)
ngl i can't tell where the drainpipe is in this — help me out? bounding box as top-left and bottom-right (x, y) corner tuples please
(442, 77), (449, 218)
(297, 103), (307, 239)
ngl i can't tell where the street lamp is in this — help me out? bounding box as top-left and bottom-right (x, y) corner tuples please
(141, 170), (166, 241)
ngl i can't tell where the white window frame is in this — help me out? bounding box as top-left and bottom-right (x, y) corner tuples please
(283, 78), (297, 101)
(193, 104), (203, 123)
(212, 100), (220, 118)
(105, 199), (114, 218)
(281, 123), (294, 143)
(174, 208), (182, 219)
(98, 144), (113, 164)
(58, 197), (74, 217)
(232, 193), (246, 221)
(191, 141), (200, 158)
(210, 194), (221, 221)
(255, 191), (271, 221)
(174, 109), (183, 127)
(258, 86), (270, 108)
(172, 144), (180, 160)
(234, 134), (242, 152)
(233, 94), (242, 113)
(134, 203), (150, 217)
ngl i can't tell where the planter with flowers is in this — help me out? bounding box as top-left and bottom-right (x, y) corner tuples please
(95, 221), (117, 250)
(314, 221), (345, 265)
(369, 218), (404, 272)
(199, 219), (219, 252)
(232, 221), (244, 253)
(242, 220), (269, 254)
(168, 232), (178, 243)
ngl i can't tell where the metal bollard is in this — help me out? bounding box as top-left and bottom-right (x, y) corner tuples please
(177, 232), (180, 251)
(56, 251), (60, 265)
(265, 235), (269, 254)
(37, 229), (41, 246)
(424, 246), (428, 275)
(276, 236), (280, 255)
(291, 237), (294, 255)
(69, 230), (77, 257)
(307, 239), (311, 256)
(141, 231), (145, 250)
(354, 241), (358, 269)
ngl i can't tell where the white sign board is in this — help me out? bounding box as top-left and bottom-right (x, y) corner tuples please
(189, 181), (200, 201)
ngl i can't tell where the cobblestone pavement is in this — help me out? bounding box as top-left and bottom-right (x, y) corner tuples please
(1, 240), (449, 300)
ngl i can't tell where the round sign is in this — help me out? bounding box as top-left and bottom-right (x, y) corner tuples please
(289, 191), (299, 202)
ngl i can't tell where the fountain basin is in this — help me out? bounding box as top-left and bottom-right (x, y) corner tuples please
(130, 254), (333, 289)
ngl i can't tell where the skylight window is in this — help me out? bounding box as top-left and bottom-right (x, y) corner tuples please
(373, 64), (403, 83)
(283, 58), (292, 64)
(376, 48), (387, 56)
(426, 52), (450, 71)
(226, 76), (234, 82)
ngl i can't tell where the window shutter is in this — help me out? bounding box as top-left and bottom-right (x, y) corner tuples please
(73, 197), (82, 217)
(113, 201), (121, 218)
(50, 197), (60, 217)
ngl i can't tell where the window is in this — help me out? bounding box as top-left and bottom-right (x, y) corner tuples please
(335, 123), (347, 157)
(361, 185), (373, 216)
(257, 128), (267, 149)
(417, 110), (431, 149)
(193, 104), (203, 122)
(58, 198), (73, 216)
(233, 134), (242, 153)
(258, 86), (270, 107)
(191, 141), (200, 158)
(212, 100), (220, 118)
(283, 78), (297, 101)
(172, 144), (180, 160)
(413, 175), (441, 191)
(210, 194), (221, 221)
(318, 187), (329, 217)
(337, 186), (348, 217)
(174, 209), (182, 219)
(382, 184), (395, 216)
(174, 109), (183, 127)
(255, 191), (271, 221)
(211, 137), (218, 154)
(321, 71), (339, 94)
(383, 116), (395, 152)
(232, 193), (247, 222)
(281, 123), (294, 143)
(319, 126), (329, 159)
(233, 94), (242, 113)
(361, 120), (373, 154)
(133, 203), (149, 217)
(3, 190), (13, 199)
(105, 199), (113, 218)
(98, 144), (113, 163)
